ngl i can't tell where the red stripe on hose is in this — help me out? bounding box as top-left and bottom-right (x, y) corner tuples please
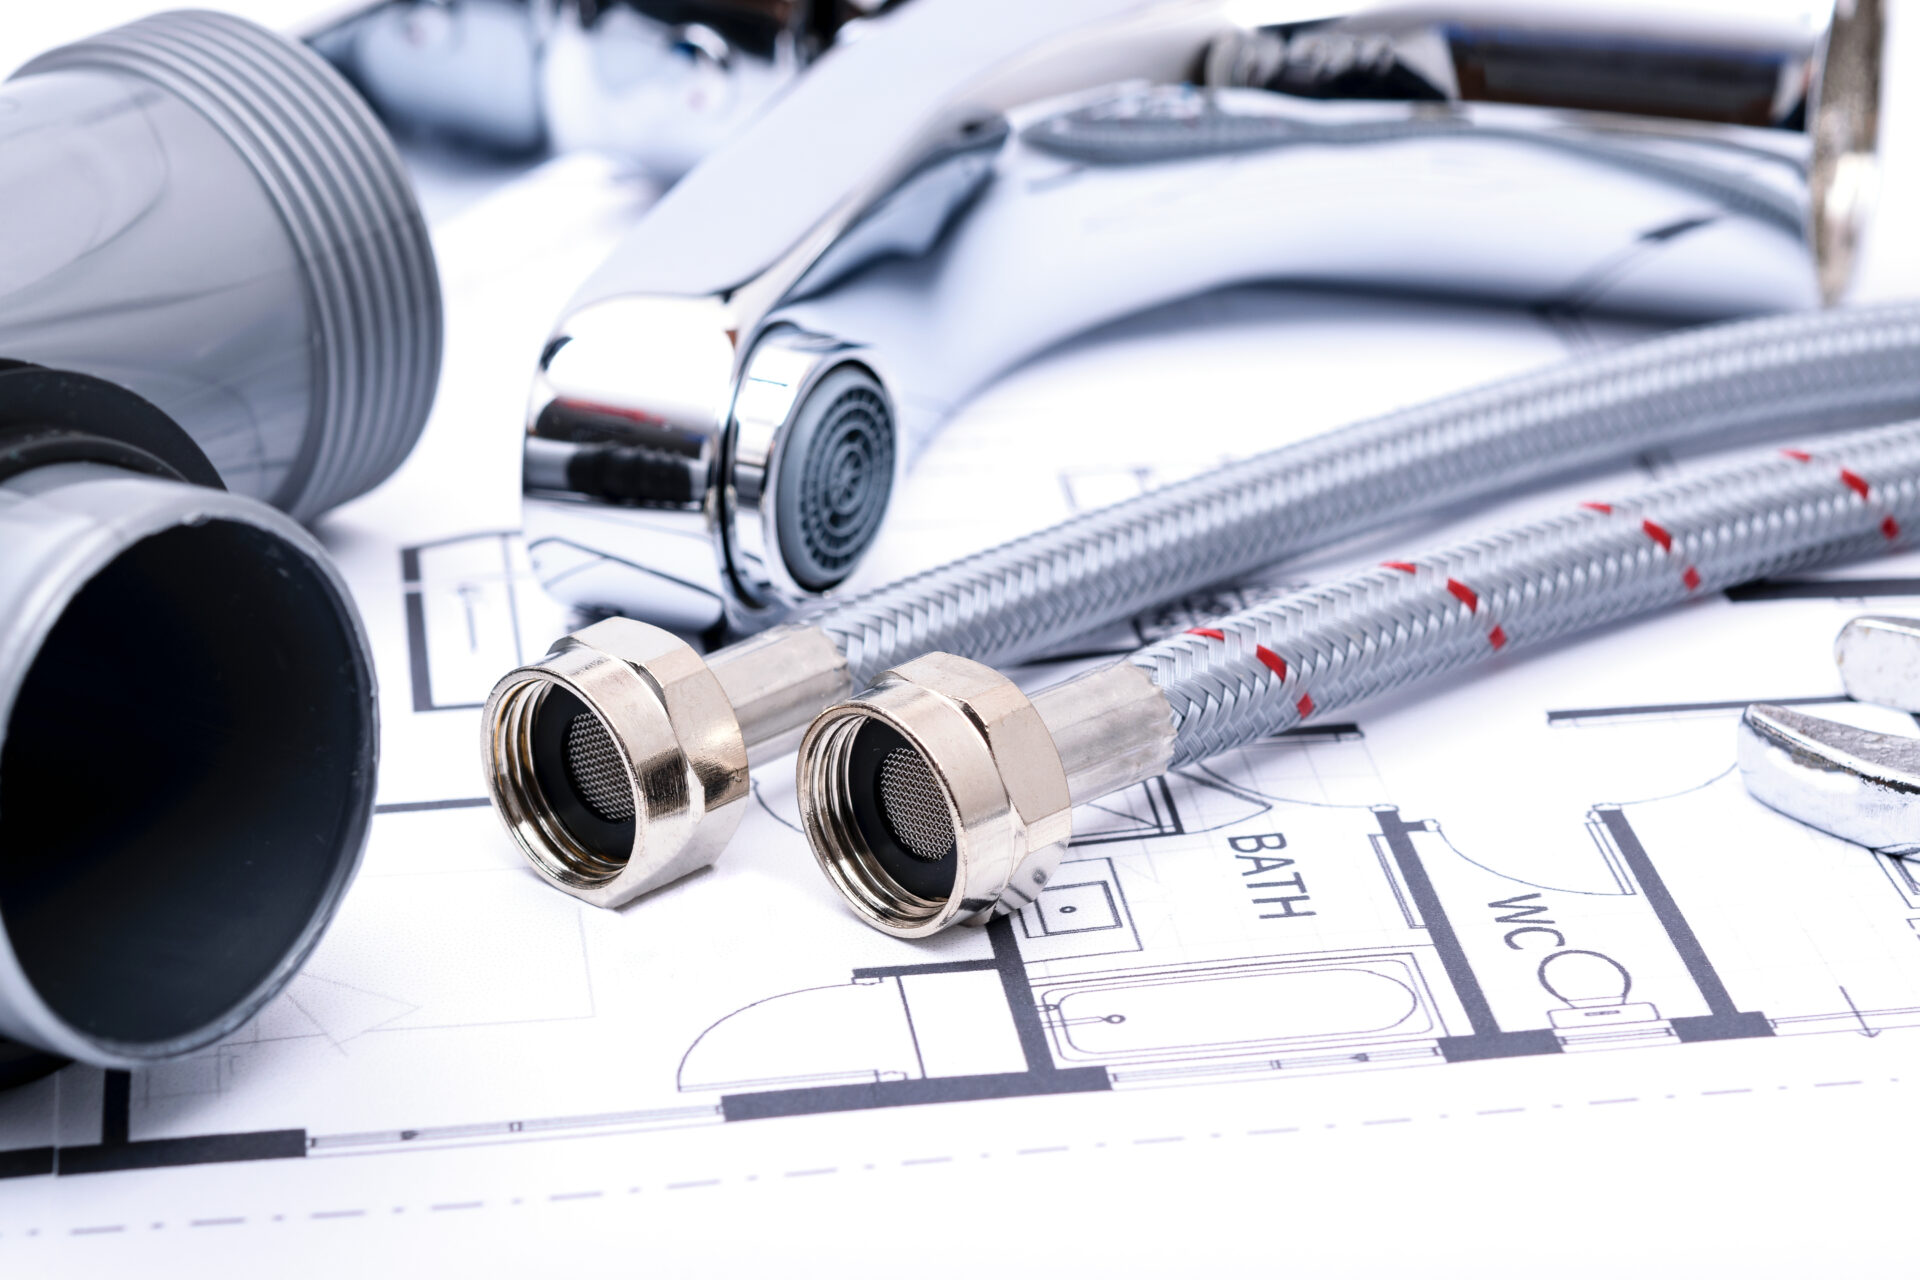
(1383, 561), (1419, 574)
(1446, 579), (1479, 609)
(1582, 500), (1702, 596)
(1187, 627), (1225, 641)
(1786, 450), (1900, 545)
(1488, 625), (1508, 650)
(1255, 645), (1288, 679)
(1296, 694), (1315, 718)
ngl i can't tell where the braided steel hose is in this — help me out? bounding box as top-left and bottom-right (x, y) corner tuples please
(1137, 425), (1920, 765)
(799, 420), (1920, 937)
(492, 301), (1920, 910)
(817, 300), (1920, 687)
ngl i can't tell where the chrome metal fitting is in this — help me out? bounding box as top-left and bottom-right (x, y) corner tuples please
(483, 619), (850, 907)
(1739, 614), (1920, 852)
(524, 314), (897, 632)
(798, 656), (1172, 938)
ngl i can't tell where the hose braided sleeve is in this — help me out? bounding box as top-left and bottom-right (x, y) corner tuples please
(814, 301), (1920, 688)
(1133, 421), (1920, 767)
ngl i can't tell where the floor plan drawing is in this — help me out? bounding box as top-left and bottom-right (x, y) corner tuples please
(11, 159), (1920, 1275)
(16, 357), (1920, 1199)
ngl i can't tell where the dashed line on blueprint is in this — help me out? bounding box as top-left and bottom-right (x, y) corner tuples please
(15, 1073), (1904, 1240)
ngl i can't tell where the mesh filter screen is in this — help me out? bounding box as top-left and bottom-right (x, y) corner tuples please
(564, 712), (634, 823)
(878, 745), (953, 861)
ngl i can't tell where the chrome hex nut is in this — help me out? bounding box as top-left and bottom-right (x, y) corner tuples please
(797, 652), (1072, 938)
(483, 617), (749, 908)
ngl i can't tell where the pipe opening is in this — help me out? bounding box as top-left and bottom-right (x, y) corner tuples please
(0, 518), (371, 1055)
(802, 710), (957, 928)
(485, 676), (634, 885)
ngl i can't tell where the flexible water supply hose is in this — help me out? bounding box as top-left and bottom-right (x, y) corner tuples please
(800, 419), (1920, 936)
(818, 300), (1920, 687)
(491, 300), (1920, 910)
(1138, 430), (1920, 763)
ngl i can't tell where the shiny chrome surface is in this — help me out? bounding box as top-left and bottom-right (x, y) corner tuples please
(798, 656), (1171, 938)
(712, 621), (855, 765)
(526, 0), (1881, 636)
(319, 0), (826, 168)
(523, 0), (1230, 634)
(1834, 613), (1920, 712)
(1036, 662), (1177, 806)
(1740, 612), (1920, 852)
(324, 0), (548, 153)
(1739, 701), (1920, 853)
(483, 620), (847, 906)
(541, 1), (807, 179)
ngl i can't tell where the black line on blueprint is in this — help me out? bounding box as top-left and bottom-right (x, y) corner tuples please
(720, 1069), (1109, 1122)
(1727, 577), (1920, 602)
(895, 980), (928, 1081)
(1371, 810), (1561, 1063)
(373, 797), (492, 815)
(852, 959), (1000, 980)
(101, 1071), (130, 1146)
(0, 1147), (55, 1179)
(1372, 812), (1498, 1037)
(5, 1067), (311, 1179)
(1548, 695), (1849, 723)
(718, 918), (1109, 1121)
(1594, 808), (1772, 1043)
(989, 915), (1055, 1076)
(401, 546), (437, 714)
(56, 1131), (307, 1177)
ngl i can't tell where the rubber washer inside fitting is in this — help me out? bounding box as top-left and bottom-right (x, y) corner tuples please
(847, 719), (958, 903)
(774, 365), (894, 592)
(527, 685), (635, 867)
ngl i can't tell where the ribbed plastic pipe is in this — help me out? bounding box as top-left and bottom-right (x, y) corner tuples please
(16, 10), (442, 521)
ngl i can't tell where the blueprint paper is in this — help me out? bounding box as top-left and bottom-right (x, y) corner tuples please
(15, 53), (1920, 1280)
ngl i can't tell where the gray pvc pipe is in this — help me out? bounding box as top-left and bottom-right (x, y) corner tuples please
(0, 10), (441, 522)
(0, 461), (376, 1067)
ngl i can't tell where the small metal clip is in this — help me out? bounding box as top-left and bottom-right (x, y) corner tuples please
(1739, 616), (1920, 852)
